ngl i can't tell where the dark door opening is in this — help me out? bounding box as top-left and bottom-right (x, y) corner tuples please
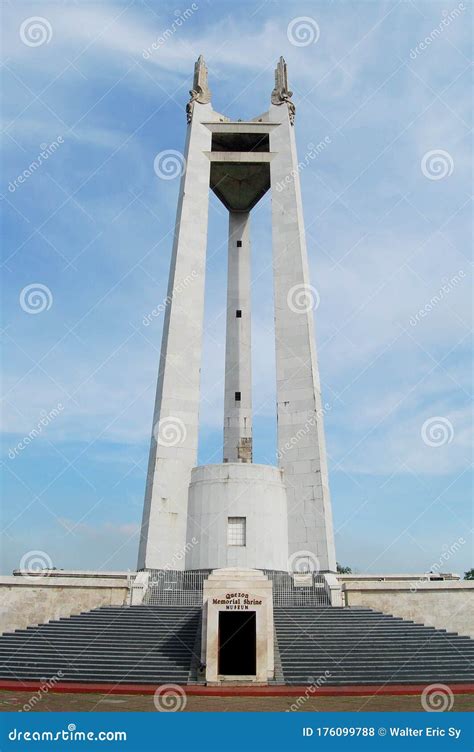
(218, 611), (256, 675)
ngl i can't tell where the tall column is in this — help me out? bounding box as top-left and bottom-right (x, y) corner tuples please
(223, 211), (252, 463)
(138, 60), (216, 570)
(269, 61), (336, 572)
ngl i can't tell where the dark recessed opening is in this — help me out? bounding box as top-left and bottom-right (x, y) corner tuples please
(235, 391), (241, 402)
(236, 240), (242, 247)
(211, 132), (269, 153)
(218, 611), (256, 675)
(236, 310), (242, 318)
(210, 161), (271, 212)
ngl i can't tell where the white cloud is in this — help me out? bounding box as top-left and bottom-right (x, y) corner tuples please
(2, 1), (471, 480)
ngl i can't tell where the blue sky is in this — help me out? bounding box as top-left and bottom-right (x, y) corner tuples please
(1, 0), (472, 576)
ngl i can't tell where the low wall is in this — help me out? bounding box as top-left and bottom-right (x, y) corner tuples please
(3, 570), (472, 639)
(0, 572), (131, 634)
(342, 580), (474, 638)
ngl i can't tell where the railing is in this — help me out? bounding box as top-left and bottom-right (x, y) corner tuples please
(144, 569), (211, 606)
(143, 569), (331, 607)
(264, 570), (331, 607)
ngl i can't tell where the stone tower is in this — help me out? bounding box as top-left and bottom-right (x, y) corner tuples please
(138, 56), (336, 574)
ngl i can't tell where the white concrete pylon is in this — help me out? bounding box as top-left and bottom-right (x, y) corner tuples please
(138, 57), (220, 571)
(269, 65), (336, 573)
(223, 211), (252, 463)
(139, 56), (337, 574)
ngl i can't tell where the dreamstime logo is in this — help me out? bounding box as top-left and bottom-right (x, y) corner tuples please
(156, 538), (199, 574)
(275, 138), (331, 192)
(8, 402), (64, 459)
(142, 4), (199, 58)
(409, 3), (466, 59)
(8, 137), (64, 193)
(20, 672), (64, 711)
(154, 417), (187, 447)
(288, 550), (320, 574)
(421, 149), (454, 180)
(153, 150), (186, 180)
(19, 283), (53, 314)
(153, 684), (187, 712)
(142, 270), (198, 326)
(287, 16), (320, 47)
(421, 417), (454, 447)
(410, 537), (465, 592)
(20, 17), (53, 47)
(421, 683), (454, 712)
(409, 270), (465, 327)
(19, 550), (53, 580)
(287, 283), (320, 314)
(286, 671), (332, 711)
(277, 403), (331, 460)
(8, 725), (126, 742)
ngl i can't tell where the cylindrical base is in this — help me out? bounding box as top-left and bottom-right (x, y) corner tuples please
(185, 464), (289, 571)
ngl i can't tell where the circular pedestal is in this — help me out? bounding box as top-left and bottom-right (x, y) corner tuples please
(185, 463), (289, 571)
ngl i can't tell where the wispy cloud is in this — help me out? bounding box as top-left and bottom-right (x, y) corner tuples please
(1, 0), (471, 574)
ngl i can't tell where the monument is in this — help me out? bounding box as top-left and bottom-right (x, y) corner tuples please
(0, 57), (472, 692)
(138, 56), (337, 576)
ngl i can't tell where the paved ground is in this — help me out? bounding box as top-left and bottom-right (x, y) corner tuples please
(0, 690), (473, 713)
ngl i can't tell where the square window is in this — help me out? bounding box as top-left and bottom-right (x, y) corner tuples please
(227, 517), (246, 546)
(236, 240), (242, 247)
(236, 310), (242, 318)
(235, 391), (241, 401)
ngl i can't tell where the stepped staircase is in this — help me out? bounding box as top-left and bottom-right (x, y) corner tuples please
(274, 606), (474, 685)
(0, 605), (201, 685)
(0, 604), (472, 686)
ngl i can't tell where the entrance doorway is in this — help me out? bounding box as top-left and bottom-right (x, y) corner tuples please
(218, 611), (256, 675)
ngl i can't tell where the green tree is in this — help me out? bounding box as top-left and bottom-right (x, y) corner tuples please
(337, 563), (352, 574)
(464, 568), (474, 580)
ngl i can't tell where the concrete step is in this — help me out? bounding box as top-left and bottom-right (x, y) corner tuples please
(0, 654), (193, 671)
(0, 636), (196, 647)
(1, 628), (191, 640)
(276, 628), (449, 635)
(2, 603), (472, 687)
(276, 634), (459, 641)
(276, 638), (474, 647)
(0, 604), (200, 685)
(1, 667), (193, 678)
(0, 671), (190, 684)
(274, 605), (473, 685)
(289, 648), (468, 656)
(276, 640), (473, 649)
(0, 645), (196, 655)
(276, 659), (473, 670)
(61, 612), (199, 621)
(5, 658), (469, 674)
(10, 646), (466, 659)
(18, 624), (196, 640)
